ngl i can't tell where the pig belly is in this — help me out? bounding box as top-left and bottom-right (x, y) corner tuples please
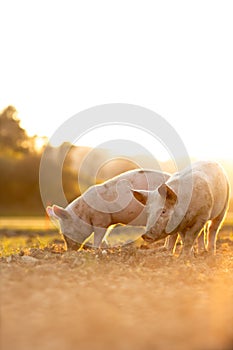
(110, 200), (147, 226)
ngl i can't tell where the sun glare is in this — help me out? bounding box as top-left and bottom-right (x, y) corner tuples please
(75, 125), (171, 162)
(34, 136), (47, 152)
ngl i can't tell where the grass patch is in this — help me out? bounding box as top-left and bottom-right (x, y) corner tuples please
(0, 234), (60, 257)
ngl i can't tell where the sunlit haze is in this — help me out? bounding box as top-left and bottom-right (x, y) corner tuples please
(1, 1), (233, 161)
(75, 125), (171, 161)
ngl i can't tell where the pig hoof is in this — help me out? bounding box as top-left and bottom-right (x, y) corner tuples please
(101, 242), (109, 249)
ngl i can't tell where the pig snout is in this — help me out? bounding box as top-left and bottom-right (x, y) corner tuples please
(142, 233), (155, 243)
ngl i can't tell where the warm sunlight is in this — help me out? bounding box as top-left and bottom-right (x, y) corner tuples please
(34, 136), (47, 152)
(1, 2), (233, 350)
(14, 106), (233, 161)
(1, 2), (232, 162)
(75, 125), (171, 161)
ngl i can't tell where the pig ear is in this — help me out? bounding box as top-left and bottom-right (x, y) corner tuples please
(131, 189), (150, 205)
(158, 184), (177, 204)
(46, 206), (55, 217)
(52, 205), (70, 220)
(46, 206), (60, 229)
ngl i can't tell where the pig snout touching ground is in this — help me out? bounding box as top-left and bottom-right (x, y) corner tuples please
(132, 161), (230, 257)
(46, 169), (170, 250)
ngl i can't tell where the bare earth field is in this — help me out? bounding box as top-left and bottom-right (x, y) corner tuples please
(1, 228), (233, 350)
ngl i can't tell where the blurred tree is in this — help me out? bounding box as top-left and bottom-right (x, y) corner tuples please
(0, 106), (33, 156)
(0, 106), (45, 214)
(0, 105), (232, 216)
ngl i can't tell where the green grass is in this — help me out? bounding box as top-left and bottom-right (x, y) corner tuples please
(0, 234), (60, 257)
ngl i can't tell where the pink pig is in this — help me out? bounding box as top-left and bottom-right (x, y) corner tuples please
(47, 169), (170, 250)
(132, 161), (230, 256)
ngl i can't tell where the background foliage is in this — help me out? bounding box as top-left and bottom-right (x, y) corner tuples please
(0, 106), (232, 216)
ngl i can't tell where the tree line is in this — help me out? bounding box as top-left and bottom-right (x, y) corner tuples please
(1, 106), (232, 216)
(0, 106), (137, 215)
(0, 106), (81, 215)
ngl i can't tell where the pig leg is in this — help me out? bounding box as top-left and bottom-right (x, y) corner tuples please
(197, 230), (205, 253)
(197, 226), (207, 253)
(101, 237), (109, 248)
(207, 209), (227, 254)
(197, 221), (212, 253)
(102, 224), (120, 248)
(163, 234), (179, 254)
(93, 227), (108, 248)
(180, 219), (208, 257)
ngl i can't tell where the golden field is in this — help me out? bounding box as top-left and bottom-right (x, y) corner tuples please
(1, 218), (233, 350)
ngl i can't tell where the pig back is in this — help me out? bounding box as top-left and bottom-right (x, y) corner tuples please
(194, 162), (229, 218)
(104, 169), (170, 225)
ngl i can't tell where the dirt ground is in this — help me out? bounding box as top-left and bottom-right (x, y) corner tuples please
(1, 229), (233, 350)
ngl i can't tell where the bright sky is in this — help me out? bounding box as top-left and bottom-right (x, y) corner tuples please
(1, 1), (233, 161)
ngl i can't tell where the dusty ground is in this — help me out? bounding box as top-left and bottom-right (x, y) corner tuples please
(1, 229), (233, 350)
